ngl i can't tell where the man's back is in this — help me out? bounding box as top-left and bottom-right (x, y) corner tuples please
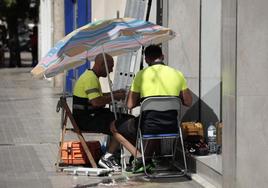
(131, 63), (187, 99)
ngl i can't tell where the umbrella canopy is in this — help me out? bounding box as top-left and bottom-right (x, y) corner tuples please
(31, 17), (176, 79)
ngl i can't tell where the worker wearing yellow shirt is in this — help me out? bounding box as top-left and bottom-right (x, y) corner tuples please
(111, 45), (192, 172)
(73, 53), (132, 171)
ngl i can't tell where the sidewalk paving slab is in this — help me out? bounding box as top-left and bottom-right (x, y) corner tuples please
(0, 67), (203, 188)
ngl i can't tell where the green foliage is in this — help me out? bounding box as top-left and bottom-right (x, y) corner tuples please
(3, 0), (17, 8)
(0, 0), (40, 67)
(0, 0), (32, 20)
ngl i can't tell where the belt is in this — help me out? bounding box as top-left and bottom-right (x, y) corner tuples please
(73, 104), (94, 111)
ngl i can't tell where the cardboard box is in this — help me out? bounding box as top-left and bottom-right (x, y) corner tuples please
(216, 122), (223, 145)
(181, 122), (204, 140)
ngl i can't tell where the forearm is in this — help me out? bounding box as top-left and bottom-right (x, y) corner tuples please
(103, 92), (111, 97)
(91, 90), (126, 107)
(90, 95), (112, 108)
(127, 91), (140, 109)
(180, 89), (192, 107)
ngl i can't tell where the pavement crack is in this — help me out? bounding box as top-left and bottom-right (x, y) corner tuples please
(0, 143), (15, 146)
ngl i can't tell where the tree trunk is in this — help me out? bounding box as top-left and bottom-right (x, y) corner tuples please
(7, 16), (21, 67)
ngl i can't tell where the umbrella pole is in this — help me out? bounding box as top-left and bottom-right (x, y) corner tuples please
(101, 50), (118, 120)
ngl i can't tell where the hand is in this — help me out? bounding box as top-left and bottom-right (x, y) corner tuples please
(114, 89), (126, 93)
(113, 89), (126, 100)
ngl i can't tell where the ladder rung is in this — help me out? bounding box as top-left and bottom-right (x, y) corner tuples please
(65, 128), (75, 132)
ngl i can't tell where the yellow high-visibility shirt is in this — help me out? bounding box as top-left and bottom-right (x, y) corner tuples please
(73, 70), (102, 100)
(130, 64), (188, 98)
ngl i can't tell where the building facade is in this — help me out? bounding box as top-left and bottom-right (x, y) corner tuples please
(38, 0), (268, 187)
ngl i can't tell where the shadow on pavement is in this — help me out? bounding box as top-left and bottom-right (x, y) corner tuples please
(74, 174), (191, 188)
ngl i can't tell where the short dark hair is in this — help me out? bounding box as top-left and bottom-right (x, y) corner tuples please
(144, 45), (163, 60)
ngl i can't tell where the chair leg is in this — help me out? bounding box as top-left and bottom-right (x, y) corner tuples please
(179, 127), (188, 174)
(133, 128), (142, 169)
(139, 137), (147, 174)
(120, 144), (127, 171)
(133, 130), (149, 176)
(56, 112), (68, 171)
(172, 137), (179, 162)
(141, 135), (188, 178)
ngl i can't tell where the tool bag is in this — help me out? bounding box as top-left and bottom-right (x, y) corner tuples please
(181, 122), (204, 142)
(181, 122), (209, 156)
(61, 141), (101, 165)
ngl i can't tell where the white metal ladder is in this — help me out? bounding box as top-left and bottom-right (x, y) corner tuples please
(112, 0), (148, 91)
(113, 0), (148, 171)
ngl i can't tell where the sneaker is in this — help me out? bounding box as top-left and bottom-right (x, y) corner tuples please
(98, 155), (121, 171)
(126, 158), (154, 174)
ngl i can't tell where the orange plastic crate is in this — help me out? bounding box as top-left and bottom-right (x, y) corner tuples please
(61, 141), (101, 165)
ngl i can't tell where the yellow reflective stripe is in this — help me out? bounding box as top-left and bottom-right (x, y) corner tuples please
(85, 88), (99, 95)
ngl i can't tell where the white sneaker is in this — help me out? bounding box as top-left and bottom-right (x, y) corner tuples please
(98, 155), (121, 172)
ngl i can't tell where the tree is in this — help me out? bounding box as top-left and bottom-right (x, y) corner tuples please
(0, 0), (39, 67)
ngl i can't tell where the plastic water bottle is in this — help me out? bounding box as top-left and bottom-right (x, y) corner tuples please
(207, 122), (217, 154)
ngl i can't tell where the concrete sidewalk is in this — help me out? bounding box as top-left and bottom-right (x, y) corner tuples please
(0, 67), (203, 188)
(0, 52), (33, 68)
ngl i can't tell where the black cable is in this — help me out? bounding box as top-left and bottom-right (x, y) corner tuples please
(140, 0), (152, 70)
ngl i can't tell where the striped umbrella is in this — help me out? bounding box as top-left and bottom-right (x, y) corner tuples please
(31, 17), (176, 79)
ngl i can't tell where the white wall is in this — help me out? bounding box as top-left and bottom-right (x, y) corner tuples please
(222, 0), (268, 187)
(39, 0), (53, 61)
(221, 0), (237, 187)
(167, 0), (221, 131)
(39, 0), (65, 87)
(52, 0), (65, 88)
(91, 0), (126, 21)
(200, 0), (221, 125)
(91, 0), (156, 93)
(236, 0), (268, 187)
(167, 0), (200, 120)
(91, 0), (126, 92)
